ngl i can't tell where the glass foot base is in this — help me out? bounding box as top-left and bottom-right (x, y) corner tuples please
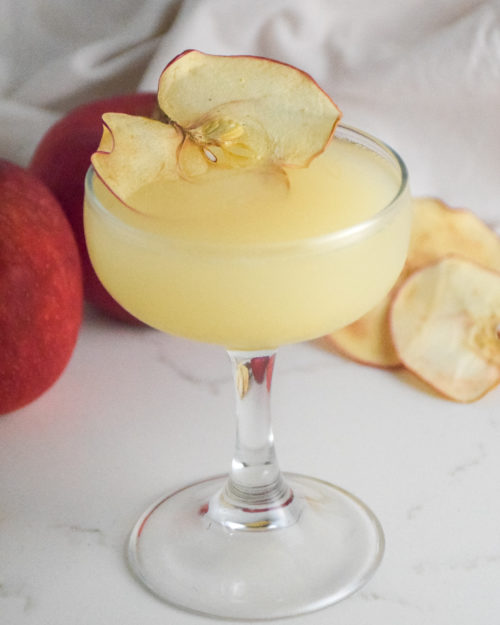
(128, 473), (384, 620)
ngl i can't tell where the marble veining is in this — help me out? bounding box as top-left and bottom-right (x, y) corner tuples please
(0, 581), (35, 613)
(149, 335), (231, 395)
(360, 589), (424, 612)
(448, 443), (486, 478)
(51, 523), (107, 546)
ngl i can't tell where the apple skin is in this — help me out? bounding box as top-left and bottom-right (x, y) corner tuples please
(0, 160), (83, 415)
(29, 92), (158, 323)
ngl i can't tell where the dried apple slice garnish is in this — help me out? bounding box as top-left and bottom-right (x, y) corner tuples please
(325, 198), (500, 368)
(91, 50), (342, 203)
(158, 50), (341, 169)
(390, 256), (500, 402)
(91, 113), (183, 201)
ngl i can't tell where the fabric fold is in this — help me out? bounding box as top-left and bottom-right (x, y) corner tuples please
(0, 0), (497, 226)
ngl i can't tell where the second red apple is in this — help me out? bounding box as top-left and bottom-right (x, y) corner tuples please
(29, 92), (158, 323)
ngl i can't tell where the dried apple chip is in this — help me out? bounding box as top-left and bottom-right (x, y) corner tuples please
(326, 198), (500, 368)
(390, 256), (500, 402)
(158, 50), (341, 169)
(324, 297), (400, 368)
(91, 113), (182, 201)
(92, 50), (342, 204)
(407, 197), (500, 273)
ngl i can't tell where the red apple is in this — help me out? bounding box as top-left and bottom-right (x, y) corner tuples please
(29, 92), (158, 323)
(0, 160), (83, 415)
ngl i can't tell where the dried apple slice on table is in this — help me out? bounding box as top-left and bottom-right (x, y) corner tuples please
(407, 197), (500, 272)
(91, 50), (342, 203)
(390, 256), (500, 402)
(322, 297), (400, 368)
(325, 197), (500, 368)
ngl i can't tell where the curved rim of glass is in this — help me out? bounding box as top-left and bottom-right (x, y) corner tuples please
(85, 123), (409, 255)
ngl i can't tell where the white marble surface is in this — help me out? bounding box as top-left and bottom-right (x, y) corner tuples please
(1, 303), (500, 624)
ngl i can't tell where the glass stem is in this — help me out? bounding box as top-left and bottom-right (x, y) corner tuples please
(207, 350), (300, 530)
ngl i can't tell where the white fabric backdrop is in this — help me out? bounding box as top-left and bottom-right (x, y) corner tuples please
(1, 0), (498, 220)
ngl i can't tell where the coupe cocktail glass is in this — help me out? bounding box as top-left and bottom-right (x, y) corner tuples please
(84, 124), (411, 619)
